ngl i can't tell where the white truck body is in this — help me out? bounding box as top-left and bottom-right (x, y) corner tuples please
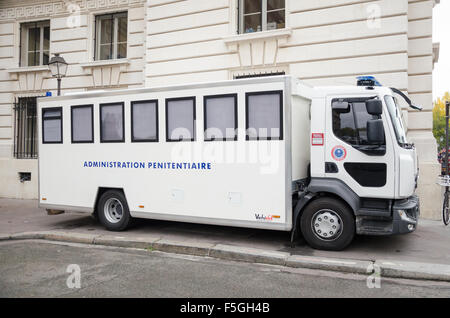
(37, 76), (420, 250)
(38, 77), (311, 231)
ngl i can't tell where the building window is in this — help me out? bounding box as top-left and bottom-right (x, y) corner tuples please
(246, 91), (283, 140)
(42, 107), (63, 144)
(95, 12), (128, 60)
(166, 97), (196, 142)
(131, 100), (159, 142)
(14, 97), (39, 159)
(20, 21), (50, 67)
(100, 103), (125, 143)
(71, 105), (94, 143)
(239, 0), (285, 34)
(204, 94), (238, 141)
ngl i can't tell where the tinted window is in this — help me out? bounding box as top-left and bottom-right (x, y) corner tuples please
(332, 101), (383, 146)
(204, 94), (237, 141)
(166, 97), (195, 142)
(131, 100), (158, 142)
(100, 103), (124, 143)
(42, 108), (62, 144)
(71, 105), (93, 143)
(246, 91), (283, 140)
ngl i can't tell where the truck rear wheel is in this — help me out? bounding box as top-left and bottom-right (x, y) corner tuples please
(97, 190), (132, 231)
(300, 197), (355, 251)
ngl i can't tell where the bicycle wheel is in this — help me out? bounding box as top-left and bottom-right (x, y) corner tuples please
(443, 190), (450, 226)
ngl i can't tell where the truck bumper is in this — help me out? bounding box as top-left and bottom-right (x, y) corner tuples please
(356, 195), (420, 236)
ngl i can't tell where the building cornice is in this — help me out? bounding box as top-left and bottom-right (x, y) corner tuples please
(0, 0), (145, 21)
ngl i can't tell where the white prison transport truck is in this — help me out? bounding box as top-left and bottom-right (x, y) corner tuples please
(37, 76), (420, 251)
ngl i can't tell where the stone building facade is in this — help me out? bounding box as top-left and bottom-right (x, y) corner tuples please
(0, 0), (441, 219)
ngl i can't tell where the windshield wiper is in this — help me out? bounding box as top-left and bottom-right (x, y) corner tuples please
(390, 88), (423, 111)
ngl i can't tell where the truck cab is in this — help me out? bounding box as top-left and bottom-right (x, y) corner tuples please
(294, 77), (420, 250)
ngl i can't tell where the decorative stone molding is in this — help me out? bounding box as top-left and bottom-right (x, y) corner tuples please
(7, 66), (50, 92)
(80, 59), (129, 88)
(0, 0), (145, 21)
(230, 66), (289, 80)
(222, 29), (292, 69)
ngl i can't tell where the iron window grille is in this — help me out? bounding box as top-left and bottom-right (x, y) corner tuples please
(13, 97), (39, 159)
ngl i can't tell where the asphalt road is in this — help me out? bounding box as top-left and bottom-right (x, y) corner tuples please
(2, 198), (450, 266)
(1, 240), (450, 298)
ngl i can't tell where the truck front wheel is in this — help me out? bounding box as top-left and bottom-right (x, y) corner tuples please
(300, 197), (355, 251)
(97, 190), (132, 231)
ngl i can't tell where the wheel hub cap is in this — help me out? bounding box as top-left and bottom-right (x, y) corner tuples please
(104, 198), (123, 224)
(312, 210), (342, 240)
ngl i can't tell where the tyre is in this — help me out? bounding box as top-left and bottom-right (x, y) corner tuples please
(300, 197), (355, 251)
(97, 190), (132, 231)
(443, 191), (450, 226)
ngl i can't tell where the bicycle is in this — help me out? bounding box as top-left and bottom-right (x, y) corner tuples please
(438, 175), (450, 226)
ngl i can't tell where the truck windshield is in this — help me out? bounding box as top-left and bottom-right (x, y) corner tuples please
(384, 95), (408, 146)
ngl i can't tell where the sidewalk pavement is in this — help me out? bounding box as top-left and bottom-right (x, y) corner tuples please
(1, 198), (450, 282)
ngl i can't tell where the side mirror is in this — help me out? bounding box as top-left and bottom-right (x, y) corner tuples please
(367, 119), (385, 144)
(332, 101), (350, 113)
(366, 100), (383, 116)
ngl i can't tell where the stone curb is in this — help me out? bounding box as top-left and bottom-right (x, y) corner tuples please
(285, 255), (372, 275)
(209, 244), (290, 266)
(153, 239), (214, 257)
(375, 260), (450, 282)
(4, 230), (450, 282)
(10, 232), (45, 240)
(0, 233), (11, 241)
(93, 235), (159, 250)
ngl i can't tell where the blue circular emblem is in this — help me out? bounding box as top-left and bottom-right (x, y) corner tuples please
(332, 146), (347, 161)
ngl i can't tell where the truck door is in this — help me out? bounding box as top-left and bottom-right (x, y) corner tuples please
(325, 96), (395, 199)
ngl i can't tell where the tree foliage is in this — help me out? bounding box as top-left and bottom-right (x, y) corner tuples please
(433, 92), (450, 151)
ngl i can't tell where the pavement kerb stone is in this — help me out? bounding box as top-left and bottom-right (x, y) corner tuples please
(4, 230), (450, 282)
(209, 244), (290, 266)
(41, 231), (99, 244)
(10, 232), (46, 240)
(93, 235), (160, 250)
(375, 260), (450, 282)
(285, 255), (373, 275)
(152, 239), (215, 257)
(0, 233), (11, 241)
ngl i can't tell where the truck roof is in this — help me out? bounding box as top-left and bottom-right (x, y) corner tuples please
(307, 85), (393, 99)
(37, 75), (393, 103)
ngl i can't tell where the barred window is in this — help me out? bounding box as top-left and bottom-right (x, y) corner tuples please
(14, 97), (39, 159)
